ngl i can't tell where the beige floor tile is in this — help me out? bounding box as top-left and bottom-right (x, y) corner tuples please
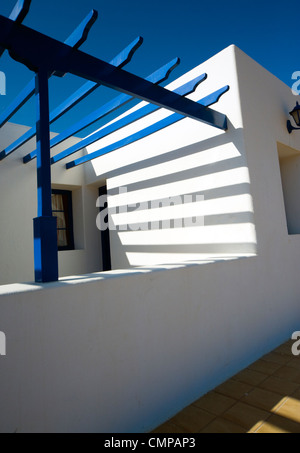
(241, 387), (287, 412)
(274, 342), (295, 357)
(223, 401), (269, 432)
(292, 387), (300, 400)
(152, 422), (189, 433)
(258, 375), (300, 397)
(152, 341), (300, 435)
(215, 379), (253, 400)
(248, 359), (282, 375)
(169, 405), (215, 433)
(199, 417), (246, 433)
(286, 357), (300, 371)
(192, 391), (236, 416)
(232, 368), (268, 386)
(275, 397), (300, 424)
(262, 351), (291, 366)
(273, 366), (300, 384)
(255, 414), (300, 434)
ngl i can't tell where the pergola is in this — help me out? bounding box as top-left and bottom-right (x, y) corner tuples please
(0, 0), (229, 283)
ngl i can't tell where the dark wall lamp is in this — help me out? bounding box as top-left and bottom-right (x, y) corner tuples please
(287, 101), (300, 133)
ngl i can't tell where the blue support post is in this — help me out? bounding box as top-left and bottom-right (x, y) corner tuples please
(33, 68), (58, 283)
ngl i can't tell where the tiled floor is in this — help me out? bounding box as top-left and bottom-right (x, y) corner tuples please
(152, 340), (300, 433)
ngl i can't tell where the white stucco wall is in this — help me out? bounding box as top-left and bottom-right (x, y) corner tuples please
(0, 45), (300, 433)
(85, 45), (257, 268)
(0, 253), (299, 433)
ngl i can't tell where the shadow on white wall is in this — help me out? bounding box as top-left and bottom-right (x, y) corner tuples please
(104, 122), (257, 268)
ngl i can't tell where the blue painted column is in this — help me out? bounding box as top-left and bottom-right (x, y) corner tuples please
(33, 68), (58, 282)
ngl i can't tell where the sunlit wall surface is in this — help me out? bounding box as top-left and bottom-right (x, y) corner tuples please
(88, 45), (257, 268)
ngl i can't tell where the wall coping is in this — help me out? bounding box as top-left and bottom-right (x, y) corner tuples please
(0, 254), (255, 296)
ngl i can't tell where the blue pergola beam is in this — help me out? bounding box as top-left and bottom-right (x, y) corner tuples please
(0, 9), (98, 129)
(50, 57), (179, 147)
(9, 0), (31, 23)
(0, 79), (34, 128)
(51, 73), (207, 165)
(48, 36), (143, 123)
(59, 51), (227, 130)
(0, 35), (143, 160)
(66, 85), (230, 169)
(24, 57), (180, 164)
(63, 9), (98, 51)
(52, 9), (99, 77)
(0, 0), (31, 58)
(0, 15), (227, 130)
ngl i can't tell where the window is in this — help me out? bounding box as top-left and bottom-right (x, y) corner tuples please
(51, 190), (75, 250)
(277, 143), (300, 235)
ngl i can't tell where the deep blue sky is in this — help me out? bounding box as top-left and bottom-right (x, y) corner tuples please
(0, 0), (298, 135)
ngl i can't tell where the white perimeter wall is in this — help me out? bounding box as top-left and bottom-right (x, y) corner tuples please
(0, 254), (299, 433)
(0, 45), (300, 433)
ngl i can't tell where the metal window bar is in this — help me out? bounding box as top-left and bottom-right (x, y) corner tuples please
(52, 190), (74, 251)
